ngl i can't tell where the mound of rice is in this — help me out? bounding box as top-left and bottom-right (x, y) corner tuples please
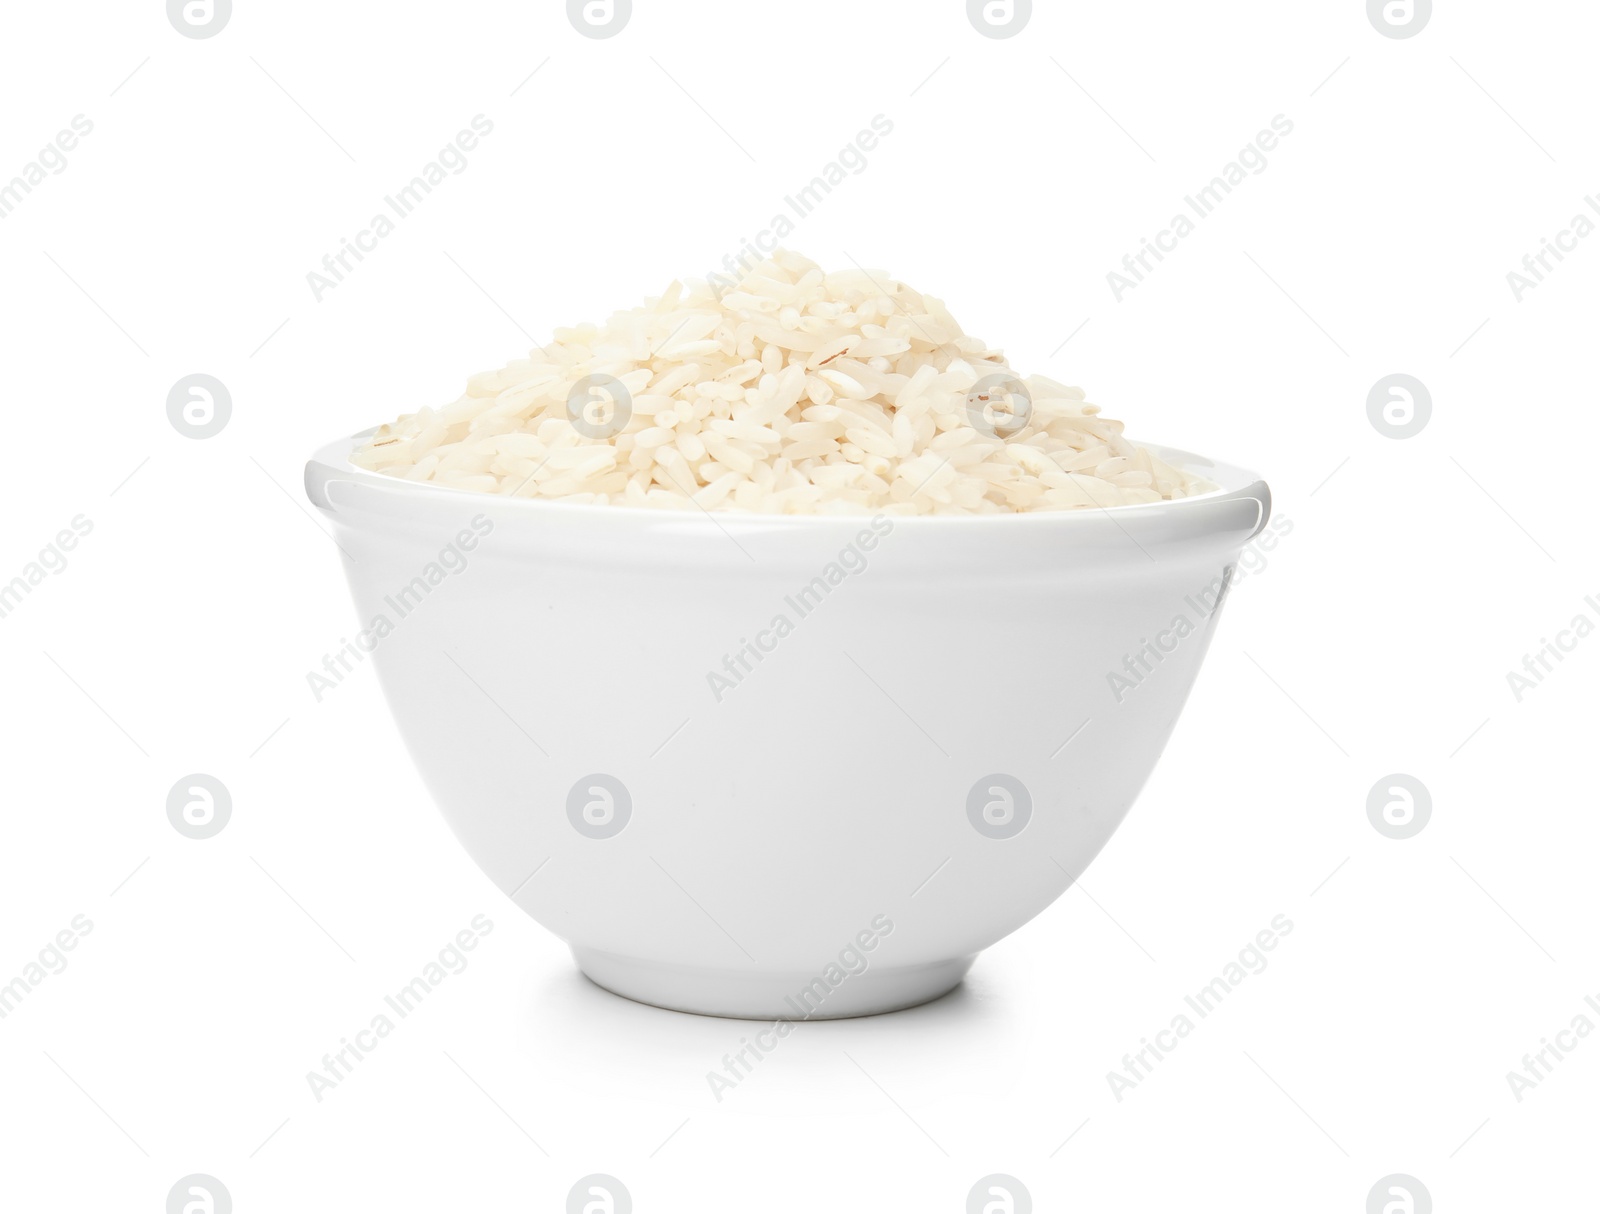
(352, 250), (1213, 515)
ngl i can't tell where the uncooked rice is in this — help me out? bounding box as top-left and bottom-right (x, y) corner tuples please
(352, 250), (1214, 516)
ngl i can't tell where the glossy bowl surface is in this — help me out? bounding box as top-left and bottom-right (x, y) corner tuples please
(307, 432), (1270, 1017)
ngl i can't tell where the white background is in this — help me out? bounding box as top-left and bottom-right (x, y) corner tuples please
(1, 1), (1594, 1210)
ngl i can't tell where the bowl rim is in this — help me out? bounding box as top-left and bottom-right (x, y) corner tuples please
(307, 428), (1269, 530)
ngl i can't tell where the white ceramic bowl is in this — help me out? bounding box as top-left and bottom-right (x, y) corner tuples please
(307, 433), (1269, 1018)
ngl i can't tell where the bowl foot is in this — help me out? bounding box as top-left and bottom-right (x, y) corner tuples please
(571, 946), (978, 1020)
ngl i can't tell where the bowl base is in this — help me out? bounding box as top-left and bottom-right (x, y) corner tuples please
(572, 947), (977, 1020)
